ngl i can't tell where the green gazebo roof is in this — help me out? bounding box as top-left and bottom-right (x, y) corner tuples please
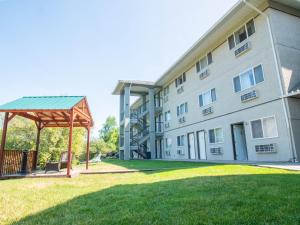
(0, 96), (85, 111)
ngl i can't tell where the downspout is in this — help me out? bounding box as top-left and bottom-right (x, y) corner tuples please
(242, 0), (297, 162)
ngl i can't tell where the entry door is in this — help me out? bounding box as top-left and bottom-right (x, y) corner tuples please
(188, 133), (196, 159)
(197, 131), (207, 160)
(232, 124), (248, 161)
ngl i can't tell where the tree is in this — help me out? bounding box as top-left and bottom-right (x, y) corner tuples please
(99, 116), (119, 152)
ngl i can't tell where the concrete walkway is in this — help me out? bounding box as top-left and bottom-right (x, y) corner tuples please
(256, 164), (300, 171)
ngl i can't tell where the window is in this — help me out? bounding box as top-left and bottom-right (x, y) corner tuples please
(196, 52), (212, 73)
(246, 19), (255, 36)
(163, 85), (169, 96)
(235, 26), (247, 45)
(177, 135), (185, 146)
(199, 88), (216, 107)
(233, 65), (264, 92)
(175, 73), (186, 87)
(165, 138), (172, 149)
(228, 19), (255, 50)
(251, 116), (278, 139)
(209, 128), (224, 143)
(164, 110), (171, 121)
(177, 102), (188, 117)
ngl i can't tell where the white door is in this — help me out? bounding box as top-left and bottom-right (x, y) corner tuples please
(188, 133), (196, 159)
(233, 124), (248, 161)
(197, 131), (207, 160)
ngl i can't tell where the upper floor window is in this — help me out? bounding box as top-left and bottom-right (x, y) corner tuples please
(196, 52), (213, 73)
(199, 88), (216, 107)
(228, 19), (255, 50)
(163, 85), (170, 96)
(233, 64), (264, 93)
(165, 138), (172, 149)
(164, 110), (171, 121)
(177, 102), (188, 117)
(209, 128), (224, 144)
(251, 116), (278, 139)
(175, 73), (186, 87)
(177, 135), (185, 146)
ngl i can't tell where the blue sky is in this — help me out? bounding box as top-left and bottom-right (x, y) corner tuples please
(0, 0), (238, 134)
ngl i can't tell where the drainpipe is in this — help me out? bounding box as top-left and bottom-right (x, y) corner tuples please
(242, 0), (297, 162)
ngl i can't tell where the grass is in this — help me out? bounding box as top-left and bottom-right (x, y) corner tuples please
(1, 160), (300, 225)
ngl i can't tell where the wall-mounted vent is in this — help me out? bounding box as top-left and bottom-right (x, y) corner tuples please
(165, 122), (170, 129)
(165, 151), (171, 156)
(241, 90), (258, 102)
(202, 107), (213, 116)
(255, 144), (277, 153)
(177, 149), (185, 155)
(235, 42), (251, 57)
(164, 96), (169, 103)
(210, 147), (222, 155)
(199, 69), (210, 80)
(177, 86), (184, 94)
(178, 116), (186, 124)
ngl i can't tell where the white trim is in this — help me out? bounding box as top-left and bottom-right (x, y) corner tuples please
(208, 127), (224, 144)
(232, 64), (265, 93)
(227, 17), (255, 50)
(249, 115), (279, 139)
(199, 88), (217, 108)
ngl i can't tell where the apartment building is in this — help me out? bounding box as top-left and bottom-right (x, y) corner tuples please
(112, 0), (300, 162)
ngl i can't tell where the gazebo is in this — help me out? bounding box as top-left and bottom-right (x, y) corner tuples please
(0, 96), (93, 177)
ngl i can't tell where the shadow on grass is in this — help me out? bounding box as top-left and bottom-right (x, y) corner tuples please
(97, 159), (219, 173)
(13, 173), (300, 225)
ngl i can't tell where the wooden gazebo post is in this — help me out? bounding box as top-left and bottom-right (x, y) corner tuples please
(33, 121), (42, 170)
(67, 109), (74, 177)
(0, 112), (9, 176)
(86, 125), (90, 170)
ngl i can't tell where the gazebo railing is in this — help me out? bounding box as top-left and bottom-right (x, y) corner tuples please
(1, 150), (36, 175)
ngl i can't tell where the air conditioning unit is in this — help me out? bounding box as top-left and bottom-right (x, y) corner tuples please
(177, 149), (184, 155)
(198, 69), (210, 80)
(165, 151), (171, 156)
(255, 144), (277, 153)
(165, 122), (170, 129)
(164, 96), (169, 103)
(177, 86), (184, 94)
(235, 41), (251, 57)
(210, 147), (222, 155)
(241, 90), (258, 103)
(178, 116), (186, 124)
(202, 107), (213, 116)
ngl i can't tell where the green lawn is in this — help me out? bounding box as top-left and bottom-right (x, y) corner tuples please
(1, 160), (300, 225)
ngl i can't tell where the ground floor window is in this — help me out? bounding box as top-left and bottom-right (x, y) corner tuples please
(250, 116), (278, 139)
(177, 135), (185, 146)
(208, 128), (223, 143)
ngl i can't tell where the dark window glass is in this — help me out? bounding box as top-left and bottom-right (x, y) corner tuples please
(251, 120), (263, 138)
(211, 88), (216, 102)
(175, 78), (178, 87)
(235, 26), (247, 44)
(246, 19), (255, 36)
(199, 95), (203, 107)
(228, 35), (235, 50)
(233, 76), (241, 92)
(183, 73), (186, 82)
(209, 129), (215, 143)
(254, 65), (264, 84)
(207, 52), (213, 65)
(196, 61), (200, 72)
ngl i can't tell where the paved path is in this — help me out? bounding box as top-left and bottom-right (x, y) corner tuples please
(256, 164), (300, 171)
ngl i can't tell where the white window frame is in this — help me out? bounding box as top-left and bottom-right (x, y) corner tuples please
(208, 128), (224, 144)
(199, 88), (216, 108)
(163, 85), (170, 96)
(177, 102), (188, 117)
(196, 52), (212, 73)
(165, 138), (172, 150)
(227, 18), (255, 50)
(232, 64), (265, 93)
(250, 116), (279, 140)
(164, 110), (171, 122)
(177, 135), (185, 147)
